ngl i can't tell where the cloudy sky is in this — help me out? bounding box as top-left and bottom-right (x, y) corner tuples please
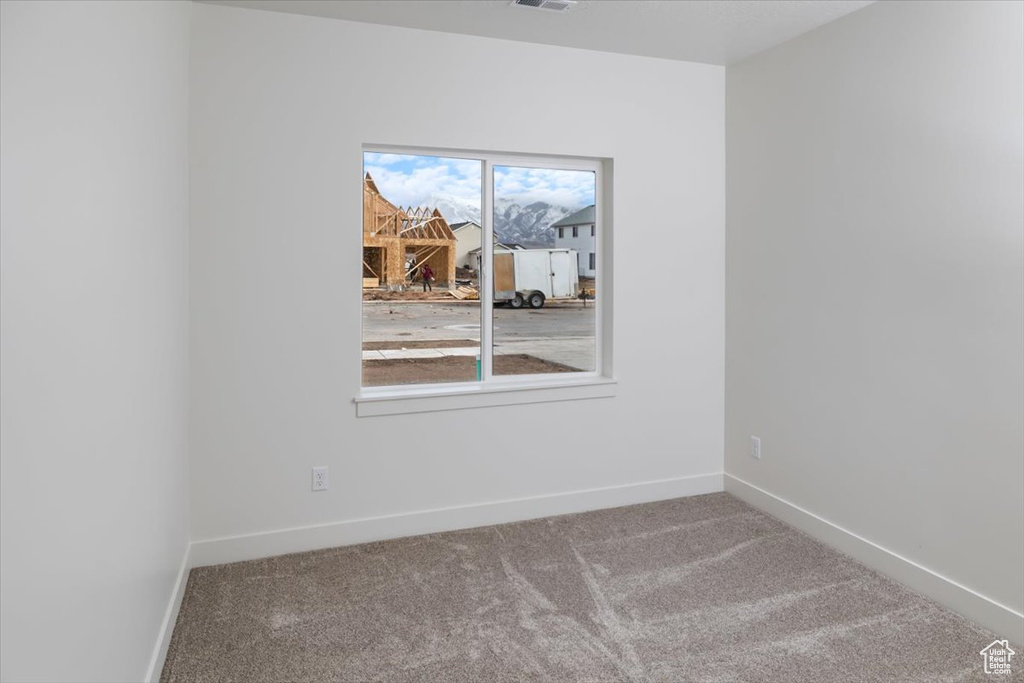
(364, 152), (595, 210)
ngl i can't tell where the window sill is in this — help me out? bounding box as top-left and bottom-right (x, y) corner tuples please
(354, 377), (617, 417)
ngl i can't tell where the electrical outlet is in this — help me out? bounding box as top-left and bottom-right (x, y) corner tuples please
(312, 466), (328, 492)
(750, 436), (761, 460)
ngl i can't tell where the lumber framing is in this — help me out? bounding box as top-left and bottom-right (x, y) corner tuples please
(363, 173), (457, 289)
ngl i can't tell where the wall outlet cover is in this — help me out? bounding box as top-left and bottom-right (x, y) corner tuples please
(312, 466), (329, 491)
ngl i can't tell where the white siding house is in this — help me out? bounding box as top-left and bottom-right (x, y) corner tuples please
(552, 205), (596, 277)
(450, 221), (481, 269)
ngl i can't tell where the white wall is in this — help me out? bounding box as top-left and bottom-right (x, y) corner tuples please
(0, 2), (191, 681)
(726, 0), (1023, 634)
(189, 4), (724, 549)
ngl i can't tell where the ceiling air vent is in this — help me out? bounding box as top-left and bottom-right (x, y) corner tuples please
(511, 0), (577, 12)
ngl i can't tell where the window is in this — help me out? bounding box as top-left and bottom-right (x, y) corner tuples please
(572, 226), (578, 238)
(558, 227), (564, 239)
(591, 225), (595, 237)
(358, 147), (612, 416)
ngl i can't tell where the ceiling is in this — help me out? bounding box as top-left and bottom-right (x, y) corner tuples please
(200, 0), (874, 66)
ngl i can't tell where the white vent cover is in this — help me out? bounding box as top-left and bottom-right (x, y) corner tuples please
(511, 0), (577, 12)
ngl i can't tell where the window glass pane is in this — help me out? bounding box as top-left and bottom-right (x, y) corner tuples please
(362, 152), (482, 387)
(491, 166), (597, 376)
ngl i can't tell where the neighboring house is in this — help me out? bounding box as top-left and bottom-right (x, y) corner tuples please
(552, 205), (596, 277)
(468, 242), (524, 273)
(450, 221), (481, 269)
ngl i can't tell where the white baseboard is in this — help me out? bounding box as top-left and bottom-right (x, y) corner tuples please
(190, 472), (724, 568)
(145, 543), (192, 683)
(725, 473), (1024, 646)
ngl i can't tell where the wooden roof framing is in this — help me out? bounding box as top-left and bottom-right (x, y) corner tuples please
(363, 173), (457, 287)
(363, 174), (456, 240)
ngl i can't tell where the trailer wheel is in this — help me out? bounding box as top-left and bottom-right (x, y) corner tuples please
(509, 294), (524, 309)
(527, 292), (545, 309)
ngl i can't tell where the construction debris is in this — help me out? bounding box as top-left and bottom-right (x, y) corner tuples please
(450, 286), (479, 301)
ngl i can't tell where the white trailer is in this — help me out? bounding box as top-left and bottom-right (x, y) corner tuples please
(493, 248), (579, 309)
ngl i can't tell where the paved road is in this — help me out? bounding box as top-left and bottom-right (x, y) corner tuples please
(362, 301), (597, 371)
(362, 301), (596, 342)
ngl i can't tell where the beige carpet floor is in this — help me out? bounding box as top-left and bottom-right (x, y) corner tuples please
(162, 493), (1017, 682)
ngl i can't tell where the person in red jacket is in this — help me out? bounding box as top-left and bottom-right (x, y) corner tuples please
(421, 263), (434, 292)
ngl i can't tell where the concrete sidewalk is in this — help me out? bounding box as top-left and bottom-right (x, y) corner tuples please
(361, 347), (479, 360)
(362, 337), (596, 372)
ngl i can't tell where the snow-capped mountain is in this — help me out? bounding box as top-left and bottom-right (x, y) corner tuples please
(493, 200), (574, 247)
(423, 193), (480, 227)
(423, 193), (577, 247)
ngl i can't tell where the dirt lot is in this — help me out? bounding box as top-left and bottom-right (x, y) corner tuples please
(363, 277), (596, 303)
(362, 289), (455, 302)
(362, 354), (577, 386)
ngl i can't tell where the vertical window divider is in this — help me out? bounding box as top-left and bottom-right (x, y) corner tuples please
(480, 159), (494, 381)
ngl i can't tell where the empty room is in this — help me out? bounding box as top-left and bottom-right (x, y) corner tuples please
(1, 0), (1021, 681)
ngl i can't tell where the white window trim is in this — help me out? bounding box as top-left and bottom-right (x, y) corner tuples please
(356, 144), (615, 417)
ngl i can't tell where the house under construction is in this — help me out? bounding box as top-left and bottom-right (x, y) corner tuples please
(362, 173), (456, 290)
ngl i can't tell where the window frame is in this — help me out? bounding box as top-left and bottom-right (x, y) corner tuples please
(355, 145), (615, 417)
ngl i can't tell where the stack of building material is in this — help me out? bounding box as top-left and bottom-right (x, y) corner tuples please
(450, 286), (478, 300)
